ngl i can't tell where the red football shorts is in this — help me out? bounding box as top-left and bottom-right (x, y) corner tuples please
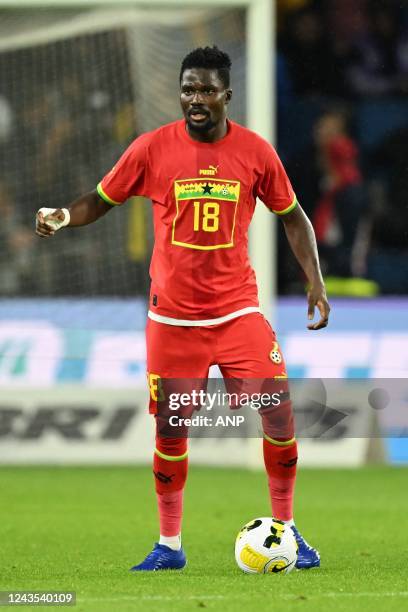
(146, 312), (291, 436)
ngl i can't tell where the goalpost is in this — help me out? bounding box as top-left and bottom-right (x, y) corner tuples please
(2, 0), (276, 319)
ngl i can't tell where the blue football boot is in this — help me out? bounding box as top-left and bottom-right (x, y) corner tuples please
(292, 526), (321, 569)
(130, 543), (187, 571)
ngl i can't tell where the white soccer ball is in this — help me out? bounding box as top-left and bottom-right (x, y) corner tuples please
(235, 517), (298, 574)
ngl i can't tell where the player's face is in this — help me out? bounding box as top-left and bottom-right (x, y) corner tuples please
(180, 68), (231, 136)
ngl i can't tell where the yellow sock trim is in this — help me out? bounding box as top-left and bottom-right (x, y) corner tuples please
(154, 448), (188, 462)
(264, 434), (296, 447)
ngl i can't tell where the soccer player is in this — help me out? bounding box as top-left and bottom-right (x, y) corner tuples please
(36, 46), (330, 571)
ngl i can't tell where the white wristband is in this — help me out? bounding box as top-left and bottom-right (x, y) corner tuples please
(38, 207), (70, 231)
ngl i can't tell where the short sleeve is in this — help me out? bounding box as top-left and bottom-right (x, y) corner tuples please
(97, 134), (150, 206)
(256, 143), (298, 215)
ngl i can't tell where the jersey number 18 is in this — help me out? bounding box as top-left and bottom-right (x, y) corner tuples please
(193, 201), (220, 232)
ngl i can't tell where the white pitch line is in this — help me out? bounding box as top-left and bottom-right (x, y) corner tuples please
(81, 595), (226, 602)
(80, 592), (408, 603)
(323, 592), (408, 598)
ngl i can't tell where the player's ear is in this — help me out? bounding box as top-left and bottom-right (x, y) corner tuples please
(225, 89), (232, 105)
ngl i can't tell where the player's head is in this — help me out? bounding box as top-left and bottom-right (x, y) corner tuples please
(179, 46), (232, 134)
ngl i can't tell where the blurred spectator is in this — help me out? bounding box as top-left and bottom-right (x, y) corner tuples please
(364, 122), (408, 292)
(325, 0), (369, 99)
(346, 3), (408, 96)
(327, 0), (368, 44)
(281, 7), (336, 96)
(371, 125), (408, 249)
(312, 109), (367, 277)
(0, 180), (35, 294)
(277, 0), (316, 30)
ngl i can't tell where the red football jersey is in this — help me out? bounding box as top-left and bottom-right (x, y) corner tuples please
(97, 119), (297, 324)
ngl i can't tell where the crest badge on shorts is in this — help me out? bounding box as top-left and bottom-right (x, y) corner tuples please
(269, 342), (282, 365)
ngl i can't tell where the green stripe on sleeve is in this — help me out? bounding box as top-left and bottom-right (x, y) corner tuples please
(273, 195), (298, 216)
(97, 182), (123, 206)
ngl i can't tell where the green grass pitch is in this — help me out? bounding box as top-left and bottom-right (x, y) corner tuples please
(1, 466), (408, 611)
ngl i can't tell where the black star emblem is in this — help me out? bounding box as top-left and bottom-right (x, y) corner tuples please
(202, 183), (213, 195)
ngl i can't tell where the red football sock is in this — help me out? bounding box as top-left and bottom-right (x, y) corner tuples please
(263, 436), (298, 522)
(157, 490), (184, 537)
(154, 436), (188, 537)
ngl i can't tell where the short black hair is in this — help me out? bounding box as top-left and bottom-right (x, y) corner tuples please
(180, 46), (232, 88)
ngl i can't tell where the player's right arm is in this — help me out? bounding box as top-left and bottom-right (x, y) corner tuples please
(35, 191), (112, 237)
(35, 132), (150, 237)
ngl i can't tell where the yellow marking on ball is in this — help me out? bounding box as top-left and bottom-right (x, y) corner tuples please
(239, 544), (269, 572)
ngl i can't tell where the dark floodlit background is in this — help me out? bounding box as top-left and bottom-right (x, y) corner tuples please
(1, 0), (407, 298)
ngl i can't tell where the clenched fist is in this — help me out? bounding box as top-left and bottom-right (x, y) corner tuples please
(35, 207), (70, 237)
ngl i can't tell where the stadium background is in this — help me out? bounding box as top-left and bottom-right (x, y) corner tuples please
(1, 2), (408, 609)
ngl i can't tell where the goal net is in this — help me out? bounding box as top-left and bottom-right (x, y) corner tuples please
(0, 5), (247, 298)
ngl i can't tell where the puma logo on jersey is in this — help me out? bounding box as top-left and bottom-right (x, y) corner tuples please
(199, 165), (219, 176)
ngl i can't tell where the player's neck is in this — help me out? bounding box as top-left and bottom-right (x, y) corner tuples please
(186, 119), (228, 144)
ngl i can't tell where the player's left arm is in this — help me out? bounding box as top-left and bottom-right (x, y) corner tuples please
(280, 204), (330, 330)
(257, 141), (330, 330)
